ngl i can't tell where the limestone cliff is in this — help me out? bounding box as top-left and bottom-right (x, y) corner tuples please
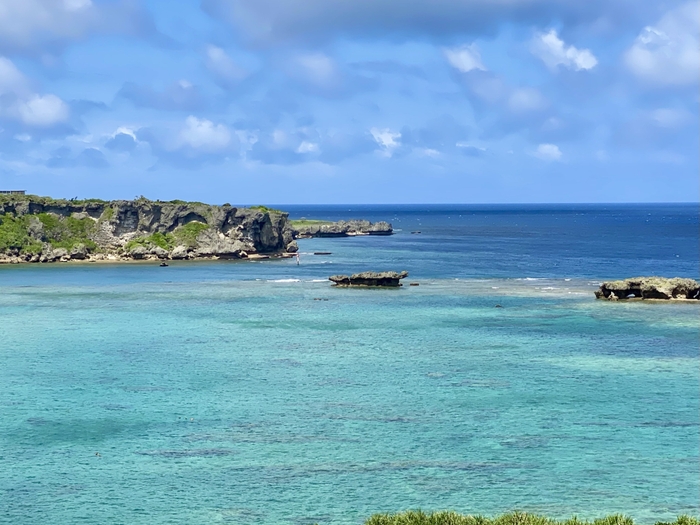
(0, 195), (296, 263)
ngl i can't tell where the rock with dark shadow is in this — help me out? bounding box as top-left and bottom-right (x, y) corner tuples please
(595, 277), (700, 300)
(329, 271), (408, 287)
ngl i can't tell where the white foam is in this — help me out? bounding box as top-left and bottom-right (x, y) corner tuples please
(267, 279), (301, 283)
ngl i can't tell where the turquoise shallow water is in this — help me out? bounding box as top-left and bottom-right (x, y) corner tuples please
(0, 205), (698, 524)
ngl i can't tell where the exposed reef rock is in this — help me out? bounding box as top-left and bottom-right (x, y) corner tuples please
(330, 271), (409, 287)
(0, 195), (295, 264)
(293, 219), (392, 238)
(595, 277), (700, 301)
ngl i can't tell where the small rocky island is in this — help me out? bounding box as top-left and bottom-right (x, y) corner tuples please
(330, 271), (409, 287)
(292, 219), (392, 238)
(0, 194), (393, 264)
(595, 277), (700, 301)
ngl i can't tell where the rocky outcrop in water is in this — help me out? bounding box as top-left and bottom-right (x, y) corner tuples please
(329, 271), (408, 287)
(0, 195), (295, 264)
(293, 219), (392, 238)
(595, 277), (700, 300)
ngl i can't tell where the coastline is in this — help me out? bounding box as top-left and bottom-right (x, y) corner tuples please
(0, 195), (393, 266)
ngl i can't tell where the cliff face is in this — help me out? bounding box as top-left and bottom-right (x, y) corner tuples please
(0, 196), (295, 263)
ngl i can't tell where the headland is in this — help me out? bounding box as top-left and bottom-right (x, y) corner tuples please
(0, 194), (392, 264)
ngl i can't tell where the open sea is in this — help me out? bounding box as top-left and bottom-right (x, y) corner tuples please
(1, 204), (698, 525)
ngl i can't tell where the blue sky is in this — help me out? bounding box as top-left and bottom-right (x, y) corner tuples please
(0, 0), (697, 204)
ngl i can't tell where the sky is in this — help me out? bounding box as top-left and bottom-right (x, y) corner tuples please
(0, 0), (698, 204)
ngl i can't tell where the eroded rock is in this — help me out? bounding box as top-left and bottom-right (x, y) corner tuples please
(330, 271), (409, 287)
(595, 277), (700, 300)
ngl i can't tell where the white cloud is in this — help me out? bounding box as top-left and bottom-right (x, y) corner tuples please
(16, 94), (70, 127)
(507, 87), (547, 113)
(531, 29), (597, 71)
(177, 116), (231, 151)
(297, 141), (319, 154)
(114, 126), (138, 140)
(444, 44), (486, 73)
(624, 2), (699, 86)
(0, 57), (29, 94)
(0, 57), (70, 128)
(205, 46), (248, 87)
(533, 143), (562, 161)
(370, 128), (401, 157)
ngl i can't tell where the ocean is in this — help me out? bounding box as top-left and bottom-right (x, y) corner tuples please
(0, 204), (698, 524)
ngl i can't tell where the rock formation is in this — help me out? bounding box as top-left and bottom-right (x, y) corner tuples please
(595, 277), (700, 300)
(293, 219), (392, 238)
(329, 271), (408, 287)
(0, 195), (295, 264)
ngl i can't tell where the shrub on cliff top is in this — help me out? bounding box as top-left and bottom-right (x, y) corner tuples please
(173, 221), (209, 247)
(37, 213), (98, 251)
(0, 215), (36, 253)
(363, 512), (696, 525)
(124, 232), (175, 252)
(249, 205), (283, 214)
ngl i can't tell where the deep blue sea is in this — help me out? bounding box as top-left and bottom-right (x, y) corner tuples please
(1, 204), (698, 525)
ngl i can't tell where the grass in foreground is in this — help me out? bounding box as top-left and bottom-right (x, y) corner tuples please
(362, 511), (698, 525)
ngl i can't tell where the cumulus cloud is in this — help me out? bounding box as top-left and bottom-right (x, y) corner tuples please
(0, 57), (70, 129)
(105, 129), (138, 152)
(444, 44), (486, 73)
(205, 46), (249, 88)
(370, 128), (401, 157)
(531, 29), (597, 71)
(178, 116), (232, 151)
(137, 116), (239, 168)
(0, 0), (157, 55)
(15, 94), (70, 127)
(533, 143), (562, 160)
(624, 2), (700, 86)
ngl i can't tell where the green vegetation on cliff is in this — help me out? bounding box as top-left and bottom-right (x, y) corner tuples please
(289, 219), (333, 228)
(37, 213), (98, 251)
(249, 205), (283, 214)
(173, 221), (209, 247)
(0, 194), (109, 207)
(363, 511), (697, 525)
(124, 221), (210, 252)
(0, 215), (42, 254)
(0, 213), (97, 254)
